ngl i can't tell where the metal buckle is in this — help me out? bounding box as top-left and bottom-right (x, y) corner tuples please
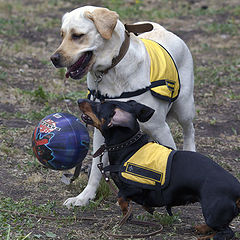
(97, 162), (104, 173)
(95, 72), (104, 88)
(93, 72), (104, 101)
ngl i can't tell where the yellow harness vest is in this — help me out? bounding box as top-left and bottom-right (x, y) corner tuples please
(87, 39), (180, 102)
(141, 39), (180, 102)
(120, 142), (175, 190)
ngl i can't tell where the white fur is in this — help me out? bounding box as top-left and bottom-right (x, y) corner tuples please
(60, 6), (196, 208)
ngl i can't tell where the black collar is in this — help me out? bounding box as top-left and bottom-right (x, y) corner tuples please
(93, 130), (144, 158)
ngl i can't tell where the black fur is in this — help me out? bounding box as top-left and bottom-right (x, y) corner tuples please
(78, 99), (240, 240)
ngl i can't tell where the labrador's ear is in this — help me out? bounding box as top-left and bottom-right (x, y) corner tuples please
(108, 108), (134, 129)
(127, 100), (155, 122)
(84, 8), (119, 40)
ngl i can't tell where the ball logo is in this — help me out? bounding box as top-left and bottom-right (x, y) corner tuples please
(39, 119), (61, 133)
(32, 112), (90, 170)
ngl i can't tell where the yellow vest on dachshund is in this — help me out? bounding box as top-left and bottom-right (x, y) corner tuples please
(120, 142), (176, 190)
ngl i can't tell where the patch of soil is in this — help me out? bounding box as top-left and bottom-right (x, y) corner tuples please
(0, 103), (15, 113)
(197, 120), (239, 137)
(0, 0), (239, 239)
(2, 119), (32, 128)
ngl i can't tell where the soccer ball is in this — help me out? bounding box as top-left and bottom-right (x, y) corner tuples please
(32, 112), (90, 170)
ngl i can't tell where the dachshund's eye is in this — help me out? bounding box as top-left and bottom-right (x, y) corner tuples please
(72, 33), (84, 40)
(110, 111), (115, 118)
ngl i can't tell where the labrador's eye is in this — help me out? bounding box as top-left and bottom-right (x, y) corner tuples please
(72, 33), (84, 40)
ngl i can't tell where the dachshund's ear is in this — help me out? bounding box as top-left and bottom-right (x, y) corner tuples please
(127, 100), (155, 122)
(108, 108), (134, 129)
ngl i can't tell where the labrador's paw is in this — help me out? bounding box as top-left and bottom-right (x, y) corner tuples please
(63, 186), (96, 208)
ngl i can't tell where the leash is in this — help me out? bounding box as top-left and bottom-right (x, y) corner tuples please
(105, 202), (164, 239)
(118, 202), (133, 227)
(104, 226), (163, 239)
(61, 163), (82, 185)
(94, 131), (164, 238)
(94, 130), (144, 188)
(93, 146), (118, 195)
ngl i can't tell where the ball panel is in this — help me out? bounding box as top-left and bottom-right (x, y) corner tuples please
(32, 113), (90, 170)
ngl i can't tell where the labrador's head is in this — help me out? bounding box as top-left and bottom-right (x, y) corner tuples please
(50, 6), (120, 79)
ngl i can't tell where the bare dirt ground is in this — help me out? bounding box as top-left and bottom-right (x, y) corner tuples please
(0, 0), (239, 239)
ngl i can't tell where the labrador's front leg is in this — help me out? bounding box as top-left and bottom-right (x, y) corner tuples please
(63, 128), (107, 207)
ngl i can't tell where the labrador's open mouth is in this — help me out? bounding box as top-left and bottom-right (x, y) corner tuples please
(65, 51), (93, 79)
(81, 114), (93, 125)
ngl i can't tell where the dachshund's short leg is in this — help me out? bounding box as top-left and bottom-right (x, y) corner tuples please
(118, 197), (129, 216)
(142, 205), (155, 214)
(202, 198), (236, 240)
(117, 197), (133, 226)
(212, 227), (234, 240)
(195, 224), (213, 235)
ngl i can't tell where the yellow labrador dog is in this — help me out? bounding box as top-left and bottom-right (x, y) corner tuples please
(51, 6), (196, 208)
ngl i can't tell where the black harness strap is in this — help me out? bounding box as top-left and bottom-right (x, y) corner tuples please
(88, 86), (151, 101)
(61, 162), (82, 185)
(88, 79), (176, 102)
(103, 165), (121, 173)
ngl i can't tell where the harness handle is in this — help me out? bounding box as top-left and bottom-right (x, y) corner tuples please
(125, 23), (153, 35)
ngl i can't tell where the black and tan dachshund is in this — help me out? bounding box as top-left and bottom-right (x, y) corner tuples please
(78, 99), (240, 240)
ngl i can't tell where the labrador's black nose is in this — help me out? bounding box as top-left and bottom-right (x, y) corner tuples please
(50, 52), (61, 67)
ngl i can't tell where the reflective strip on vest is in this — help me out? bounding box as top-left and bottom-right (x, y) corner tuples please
(120, 142), (173, 189)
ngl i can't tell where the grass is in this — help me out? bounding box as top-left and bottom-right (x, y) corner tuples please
(0, 196), (58, 239)
(0, 192), (116, 239)
(0, 16), (26, 36)
(209, 117), (216, 125)
(74, 178), (112, 212)
(15, 105), (56, 121)
(0, 0), (239, 239)
(136, 211), (181, 226)
(103, 0), (240, 22)
(103, 0), (177, 21)
(227, 90), (240, 101)
(194, 58), (240, 87)
(203, 19), (239, 35)
(2, 86), (86, 121)
(0, 71), (7, 80)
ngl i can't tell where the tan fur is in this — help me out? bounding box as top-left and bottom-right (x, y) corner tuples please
(55, 29), (92, 66)
(118, 197), (129, 216)
(80, 102), (102, 130)
(84, 8), (119, 39)
(195, 224), (213, 235)
(236, 198), (240, 209)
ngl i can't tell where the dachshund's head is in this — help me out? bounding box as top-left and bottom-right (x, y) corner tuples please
(78, 99), (155, 143)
